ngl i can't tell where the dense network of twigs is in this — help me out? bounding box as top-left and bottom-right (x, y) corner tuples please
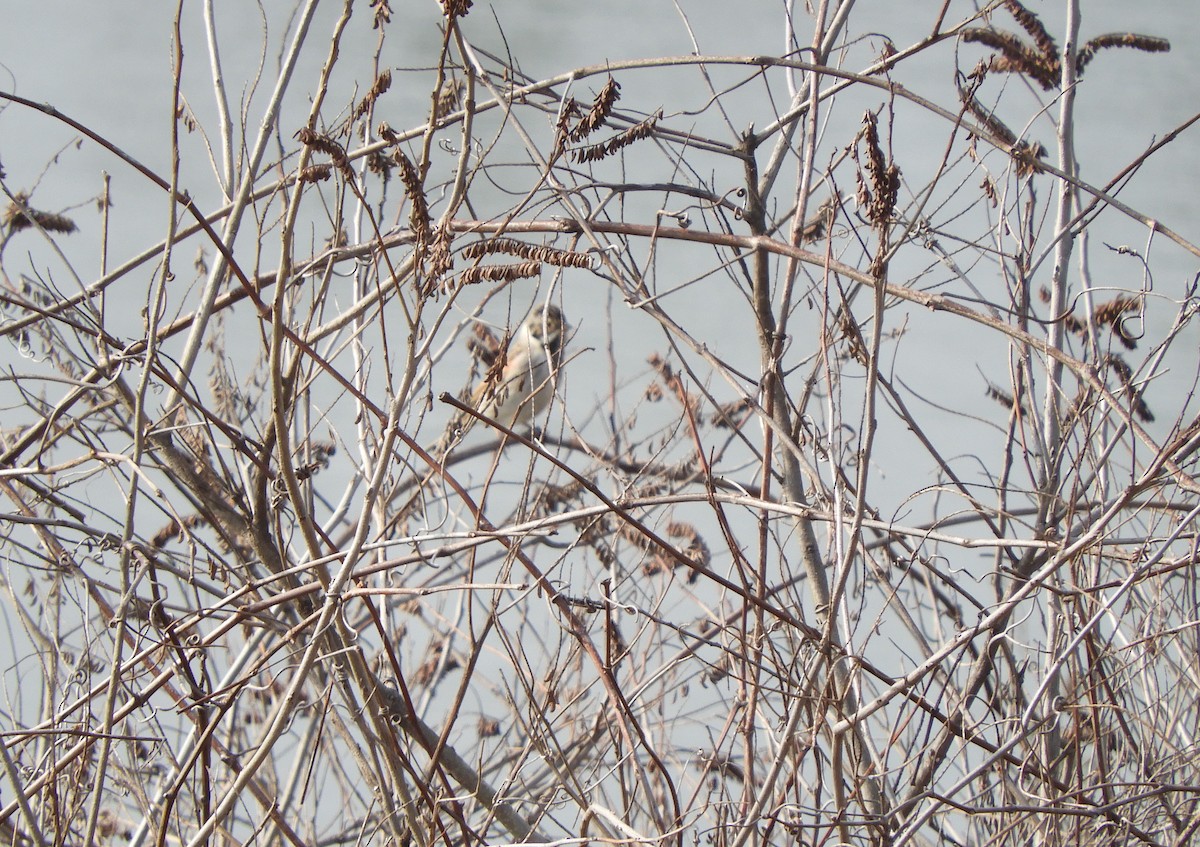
(1, 1), (1197, 847)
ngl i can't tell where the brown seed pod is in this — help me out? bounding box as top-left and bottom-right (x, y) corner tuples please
(572, 110), (661, 164)
(1104, 353), (1153, 422)
(1003, 0), (1057, 61)
(297, 127), (352, 177)
(350, 69), (392, 125)
(858, 110), (899, 226)
(462, 237), (592, 269)
(985, 383), (1028, 415)
(440, 0), (472, 19)
(4, 193), (78, 234)
(456, 260), (543, 288)
(961, 28), (1059, 91)
(570, 76), (622, 143)
(1078, 33), (1170, 75)
(370, 0), (392, 28)
(298, 163), (333, 184)
(394, 148), (431, 253)
(1094, 295), (1140, 349)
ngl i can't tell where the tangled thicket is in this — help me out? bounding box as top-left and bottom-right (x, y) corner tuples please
(0, 3), (1197, 847)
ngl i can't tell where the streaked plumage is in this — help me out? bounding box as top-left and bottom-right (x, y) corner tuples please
(472, 304), (565, 429)
(442, 305), (567, 450)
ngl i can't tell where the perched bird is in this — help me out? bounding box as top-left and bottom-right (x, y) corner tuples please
(444, 304), (567, 448)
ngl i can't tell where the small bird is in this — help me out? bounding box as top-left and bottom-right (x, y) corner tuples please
(444, 304), (567, 448)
